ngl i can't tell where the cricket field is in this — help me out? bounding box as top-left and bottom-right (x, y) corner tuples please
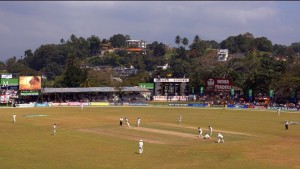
(0, 106), (299, 169)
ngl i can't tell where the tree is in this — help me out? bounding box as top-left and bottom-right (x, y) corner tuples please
(150, 42), (166, 57)
(87, 35), (101, 56)
(60, 38), (65, 44)
(109, 34), (130, 48)
(291, 42), (300, 53)
(61, 65), (87, 87)
(193, 35), (201, 43)
(175, 35), (182, 47)
(254, 37), (273, 52)
(182, 37), (189, 48)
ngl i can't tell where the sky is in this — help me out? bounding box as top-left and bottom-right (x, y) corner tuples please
(1, 1), (300, 62)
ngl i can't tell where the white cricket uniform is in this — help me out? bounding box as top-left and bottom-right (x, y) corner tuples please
(126, 118), (131, 127)
(217, 133), (224, 143)
(198, 128), (203, 138)
(81, 104), (83, 110)
(13, 114), (16, 123)
(137, 118), (141, 127)
(209, 126), (213, 136)
(53, 124), (56, 135)
(204, 133), (210, 139)
(120, 117), (124, 126)
(178, 116), (182, 124)
(139, 140), (144, 154)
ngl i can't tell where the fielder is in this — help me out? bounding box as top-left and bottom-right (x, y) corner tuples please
(125, 117), (131, 128)
(208, 125), (213, 136)
(137, 117), (141, 127)
(120, 116), (124, 126)
(285, 120), (289, 130)
(204, 133), (210, 139)
(277, 108), (281, 116)
(53, 124), (56, 135)
(178, 115), (182, 125)
(198, 127), (203, 138)
(138, 140), (144, 154)
(81, 103), (84, 111)
(217, 133), (224, 143)
(13, 114), (16, 123)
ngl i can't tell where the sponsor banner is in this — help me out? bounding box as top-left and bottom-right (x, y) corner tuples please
(15, 103), (35, 108)
(68, 102), (82, 106)
(187, 103), (208, 107)
(153, 96), (188, 101)
(154, 78), (189, 83)
(90, 102), (110, 106)
(110, 102), (123, 106)
(268, 106), (284, 110)
(211, 104), (226, 107)
(168, 103), (188, 107)
(50, 103), (59, 106)
(1, 74), (12, 79)
(288, 108), (299, 111)
(254, 106), (267, 109)
(139, 83), (154, 89)
(227, 104), (250, 109)
(1, 78), (19, 89)
(128, 103), (149, 106)
(267, 106), (299, 111)
(50, 102), (69, 106)
(206, 78), (232, 92)
(20, 91), (39, 96)
(19, 76), (41, 91)
(35, 103), (49, 107)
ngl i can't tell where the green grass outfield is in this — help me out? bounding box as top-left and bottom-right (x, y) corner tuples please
(0, 106), (299, 169)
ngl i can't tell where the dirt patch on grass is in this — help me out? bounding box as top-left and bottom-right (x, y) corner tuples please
(129, 127), (199, 139)
(78, 128), (167, 144)
(152, 122), (253, 136)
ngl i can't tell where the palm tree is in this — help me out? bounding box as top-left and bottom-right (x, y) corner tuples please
(193, 35), (201, 43)
(175, 35), (182, 47)
(182, 37), (189, 48)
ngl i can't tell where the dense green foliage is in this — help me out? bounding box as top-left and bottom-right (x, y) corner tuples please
(1, 32), (300, 101)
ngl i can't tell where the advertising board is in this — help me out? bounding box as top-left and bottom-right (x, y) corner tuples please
(206, 78), (232, 92)
(1, 78), (19, 90)
(19, 76), (41, 91)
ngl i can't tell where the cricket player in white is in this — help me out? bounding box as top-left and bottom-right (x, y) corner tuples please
(13, 114), (16, 123)
(137, 117), (141, 127)
(138, 140), (144, 154)
(81, 103), (84, 111)
(277, 108), (281, 116)
(209, 126), (213, 136)
(217, 133), (224, 143)
(198, 127), (203, 138)
(120, 116), (124, 126)
(53, 124), (56, 135)
(178, 115), (182, 125)
(204, 133), (210, 139)
(125, 117), (131, 128)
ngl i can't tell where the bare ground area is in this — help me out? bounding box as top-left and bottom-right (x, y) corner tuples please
(129, 126), (199, 139)
(151, 122), (253, 136)
(77, 121), (252, 145)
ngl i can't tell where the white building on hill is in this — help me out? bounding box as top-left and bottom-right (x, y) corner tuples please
(217, 49), (229, 61)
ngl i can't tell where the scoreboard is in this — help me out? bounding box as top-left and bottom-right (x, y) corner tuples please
(154, 78), (189, 97)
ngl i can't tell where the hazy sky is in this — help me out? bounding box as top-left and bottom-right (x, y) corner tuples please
(1, 1), (300, 62)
